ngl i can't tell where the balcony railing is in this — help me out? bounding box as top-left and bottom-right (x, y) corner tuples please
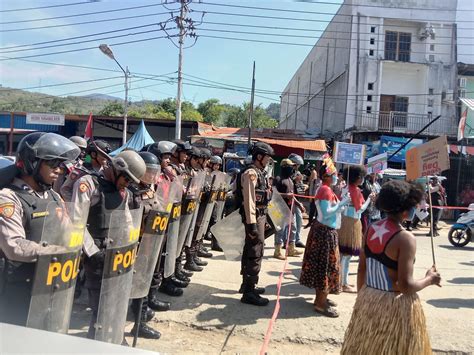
(357, 111), (457, 136)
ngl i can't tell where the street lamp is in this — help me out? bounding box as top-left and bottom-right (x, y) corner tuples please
(99, 44), (130, 145)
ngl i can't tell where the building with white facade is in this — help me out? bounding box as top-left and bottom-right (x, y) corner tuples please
(279, 0), (459, 143)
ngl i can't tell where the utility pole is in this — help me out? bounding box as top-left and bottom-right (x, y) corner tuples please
(175, 0), (188, 140)
(248, 61), (256, 146)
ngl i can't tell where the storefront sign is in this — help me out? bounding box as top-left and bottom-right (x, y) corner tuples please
(406, 136), (450, 181)
(333, 142), (365, 165)
(26, 113), (65, 126)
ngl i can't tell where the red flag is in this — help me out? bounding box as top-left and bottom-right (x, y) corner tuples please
(84, 112), (93, 141)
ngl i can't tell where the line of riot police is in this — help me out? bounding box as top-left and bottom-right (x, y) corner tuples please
(0, 132), (249, 346)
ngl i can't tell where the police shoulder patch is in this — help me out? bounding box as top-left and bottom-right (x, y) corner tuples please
(250, 174), (257, 181)
(0, 203), (15, 218)
(79, 183), (89, 193)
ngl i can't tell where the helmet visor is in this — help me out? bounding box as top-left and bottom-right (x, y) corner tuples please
(141, 165), (161, 184)
(34, 133), (80, 162)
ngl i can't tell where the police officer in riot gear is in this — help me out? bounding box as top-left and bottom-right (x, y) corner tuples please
(209, 155), (222, 172)
(170, 140), (192, 176)
(0, 132), (81, 325)
(235, 142), (274, 306)
(69, 149), (146, 339)
(69, 136), (88, 160)
(148, 141), (187, 297)
(129, 151), (163, 340)
(59, 139), (112, 202)
(186, 147), (213, 265)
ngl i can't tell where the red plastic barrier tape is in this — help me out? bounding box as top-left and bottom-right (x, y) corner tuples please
(260, 201), (294, 355)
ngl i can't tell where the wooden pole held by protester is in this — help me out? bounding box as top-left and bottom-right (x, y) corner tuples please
(426, 176), (436, 266)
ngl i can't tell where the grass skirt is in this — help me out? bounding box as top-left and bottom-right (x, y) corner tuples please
(341, 286), (432, 355)
(337, 215), (362, 256)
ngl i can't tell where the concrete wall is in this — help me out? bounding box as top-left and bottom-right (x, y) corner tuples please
(281, 0), (458, 137)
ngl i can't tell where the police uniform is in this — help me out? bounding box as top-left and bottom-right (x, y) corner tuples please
(237, 165), (272, 303)
(0, 178), (62, 325)
(59, 163), (103, 202)
(70, 173), (134, 338)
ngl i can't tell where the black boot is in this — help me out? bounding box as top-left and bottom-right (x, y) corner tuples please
(148, 295), (171, 312)
(241, 292), (270, 306)
(240, 275), (269, 306)
(238, 284), (265, 295)
(184, 258), (203, 272)
(131, 323), (161, 340)
(211, 236), (223, 252)
(193, 255), (208, 266)
(170, 275), (189, 288)
(144, 308), (155, 322)
(175, 271), (191, 283)
(158, 278), (184, 297)
(197, 242), (213, 258)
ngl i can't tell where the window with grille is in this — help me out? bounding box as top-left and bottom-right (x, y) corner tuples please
(428, 99), (434, 107)
(428, 88), (434, 95)
(393, 97), (409, 128)
(384, 31), (411, 62)
(459, 89), (467, 98)
(370, 38), (375, 45)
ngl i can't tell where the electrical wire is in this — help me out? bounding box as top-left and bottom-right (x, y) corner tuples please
(0, 1), (93, 13)
(197, 28), (473, 52)
(0, 27), (176, 54)
(198, 1), (474, 22)
(0, 76), (124, 92)
(0, 11), (174, 33)
(192, 10), (474, 30)
(200, 20), (474, 40)
(0, 3), (177, 25)
(0, 34), (178, 61)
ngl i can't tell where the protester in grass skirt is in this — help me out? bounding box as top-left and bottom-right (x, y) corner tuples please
(337, 166), (373, 293)
(299, 163), (350, 318)
(341, 180), (441, 355)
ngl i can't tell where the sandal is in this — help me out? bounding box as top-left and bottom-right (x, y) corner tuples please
(314, 305), (339, 318)
(342, 285), (357, 294)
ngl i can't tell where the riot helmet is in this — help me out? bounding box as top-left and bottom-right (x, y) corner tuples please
(288, 153), (304, 166)
(111, 150), (146, 184)
(138, 151), (161, 185)
(69, 136), (88, 150)
(16, 132), (81, 189)
(249, 141), (274, 158)
(173, 139), (192, 152)
(210, 156), (222, 165)
(147, 141), (177, 160)
(86, 139), (111, 155)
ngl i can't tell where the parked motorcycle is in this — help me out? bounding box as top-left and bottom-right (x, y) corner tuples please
(448, 204), (474, 247)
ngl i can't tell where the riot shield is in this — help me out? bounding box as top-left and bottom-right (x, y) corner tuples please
(210, 210), (245, 261)
(214, 174), (232, 223)
(177, 171), (206, 253)
(95, 207), (143, 344)
(267, 190), (292, 232)
(196, 171), (228, 241)
(27, 201), (90, 333)
(130, 181), (176, 299)
(163, 177), (184, 278)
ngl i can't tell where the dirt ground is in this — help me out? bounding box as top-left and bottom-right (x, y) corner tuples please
(70, 220), (474, 354)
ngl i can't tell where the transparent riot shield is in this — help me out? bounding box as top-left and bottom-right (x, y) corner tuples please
(210, 210), (245, 261)
(27, 201), (90, 333)
(267, 190), (292, 232)
(196, 171), (228, 241)
(95, 207), (143, 344)
(163, 177), (184, 278)
(130, 181), (176, 299)
(177, 171), (206, 253)
(214, 174), (232, 223)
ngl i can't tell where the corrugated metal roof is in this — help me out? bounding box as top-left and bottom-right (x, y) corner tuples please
(0, 113), (59, 132)
(460, 98), (474, 111)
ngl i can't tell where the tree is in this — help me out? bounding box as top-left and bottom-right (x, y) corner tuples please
(265, 103), (281, 121)
(197, 99), (225, 124)
(223, 102), (278, 129)
(98, 101), (124, 116)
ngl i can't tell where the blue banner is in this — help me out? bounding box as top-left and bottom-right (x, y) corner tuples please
(369, 136), (424, 163)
